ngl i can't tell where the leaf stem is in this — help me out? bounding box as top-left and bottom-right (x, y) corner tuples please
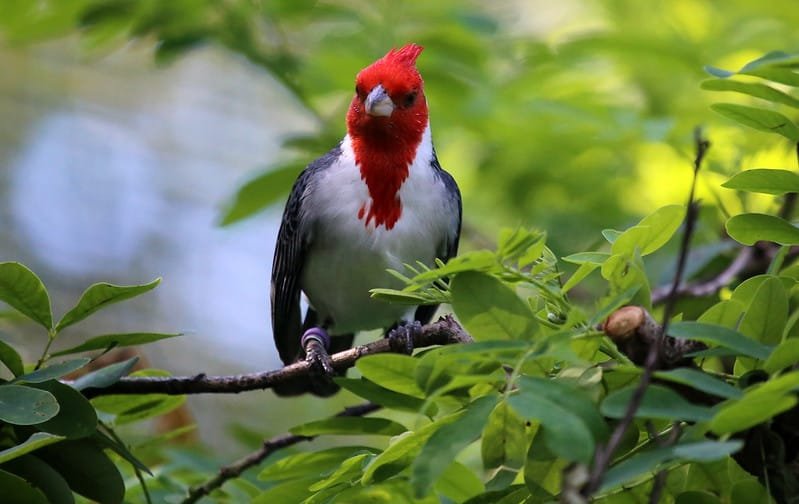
(34, 329), (57, 370)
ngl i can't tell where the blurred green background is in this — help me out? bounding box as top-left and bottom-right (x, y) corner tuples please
(2, 0), (799, 453)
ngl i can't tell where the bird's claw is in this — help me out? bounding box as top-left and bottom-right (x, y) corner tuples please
(302, 327), (336, 390)
(387, 320), (421, 355)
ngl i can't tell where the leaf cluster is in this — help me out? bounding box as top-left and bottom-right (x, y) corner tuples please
(0, 263), (182, 503)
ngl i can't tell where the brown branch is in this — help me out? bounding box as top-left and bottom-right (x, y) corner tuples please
(603, 306), (705, 369)
(82, 316), (471, 398)
(181, 402), (380, 504)
(651, 246), (753, 304)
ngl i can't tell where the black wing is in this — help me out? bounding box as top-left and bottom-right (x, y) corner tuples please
(271, 145), (341, 365)
(413, 151), (462, 325)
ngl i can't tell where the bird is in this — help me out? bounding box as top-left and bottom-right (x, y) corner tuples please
(271, 44), (462, 396)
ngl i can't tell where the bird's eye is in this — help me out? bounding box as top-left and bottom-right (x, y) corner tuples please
(355, 85), (364, 97)
(403, 91), (418, 108)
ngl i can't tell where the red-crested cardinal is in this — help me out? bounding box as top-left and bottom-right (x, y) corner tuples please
(271, 44), (462, 395)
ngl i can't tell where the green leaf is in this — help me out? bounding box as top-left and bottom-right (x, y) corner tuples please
(92, 392), (185, 425)
(704, 65), (735, 78)
(740, 51), (799, 72)
(51, 332), (182, 357)
(711, 392), (796, 435)
(92, 430), (151, 475)
(71, 357), (139, 390)
(90, 370), (185, 425)
(0, 385), (59, 425)
(601, 253), (651, 307)
(259, 446), (377, 482)
(1, 455), (73, 504)
(701, 79), (799, 109)
(28, 381), (97, 439)
(435, 461), (484, 502)
(654, 368), (742, 399)
(600, 441), (742, 492)
(369, 289), (434, 304)
(611, 204), (685, 256)
(518, 376), (608, 441)
(411, 395), (497, 497)
(711, 103), (799, 141)
(219, 163), (303, 226)
(0, 338), (24, 377)
(36, 439), (124, 504)
(0, 433), (65, 464)
(0, 468), (48, 504)
(13, 358), (91, 384)
(336, 377), (430, 413)
(731, 479), (772, 504)
(356, 354), (424, 397)
(722, 169), (799, 195)
(669, 322), (772, 360)
(699, 298), (746, 327)
(738, 276), (788, 345)
(508, 383), (595, 464)
(764, 338), (799, 373)
(522, 434), (564, 499)
(602, 229), (622, 244)
(562, 252), (610, 265)
(362, 412), (462, 484)
(290, 417), (406, 437)
(450, 271), (537, 341)
(55, 279), (160, 331)
(252, 476), (315, 503)
(589, 286), (641, 327)
(0, 262), (52, 329)
(727, 213), (799, 246)
(481, 400), (527, 470)
(308, 453), (371, 492)
(745, 67), (799, 87)
(601, 384), (714, 422)
(409, 250), (498, 283)
(562, 262), (600, 293)
(676, 491), (722, 504)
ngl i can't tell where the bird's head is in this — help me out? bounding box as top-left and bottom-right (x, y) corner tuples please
(346, 44), (428, 148)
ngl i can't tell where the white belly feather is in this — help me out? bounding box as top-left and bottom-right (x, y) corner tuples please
(300, 126), (449, 334)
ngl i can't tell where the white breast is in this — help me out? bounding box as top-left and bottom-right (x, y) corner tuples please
(300, 124), (451, 334)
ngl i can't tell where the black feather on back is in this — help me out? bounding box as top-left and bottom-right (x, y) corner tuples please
(271, 144), (342, 365)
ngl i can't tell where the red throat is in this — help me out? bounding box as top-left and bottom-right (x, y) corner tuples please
(346, 44), (428, 230)
(352, 136), (419, 230)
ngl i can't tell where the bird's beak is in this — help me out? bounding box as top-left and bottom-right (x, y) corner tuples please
(364, 84), (394, 117)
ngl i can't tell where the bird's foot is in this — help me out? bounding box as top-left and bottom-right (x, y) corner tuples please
(302, 327), (334, 376)
(387, 320), (422, 355)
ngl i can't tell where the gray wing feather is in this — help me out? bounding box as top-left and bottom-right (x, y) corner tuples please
(271, 145), (341, 364)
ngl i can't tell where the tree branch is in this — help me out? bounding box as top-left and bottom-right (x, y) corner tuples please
(82, 316), (471, 398)
(650, 246), (753, 304)
(181, 402), (380, 504)
(582, 128), (709, 497)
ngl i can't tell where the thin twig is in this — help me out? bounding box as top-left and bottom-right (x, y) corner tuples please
(82, 316), (470, 398)
(650, 246), (752, 304)
(582, 128), (709, 497)
(181, 402), (380, 504)
(647, 422), (682, 504)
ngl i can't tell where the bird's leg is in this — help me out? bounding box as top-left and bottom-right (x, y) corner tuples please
(302, 327), (334, 378)
(386, 320), (422, 355)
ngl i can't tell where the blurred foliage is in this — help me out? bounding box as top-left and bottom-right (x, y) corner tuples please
(4, 1), (799, 503)
(4, 0), (799, 252)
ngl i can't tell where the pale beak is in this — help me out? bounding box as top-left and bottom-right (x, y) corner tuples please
(364, 84), (394, 117)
